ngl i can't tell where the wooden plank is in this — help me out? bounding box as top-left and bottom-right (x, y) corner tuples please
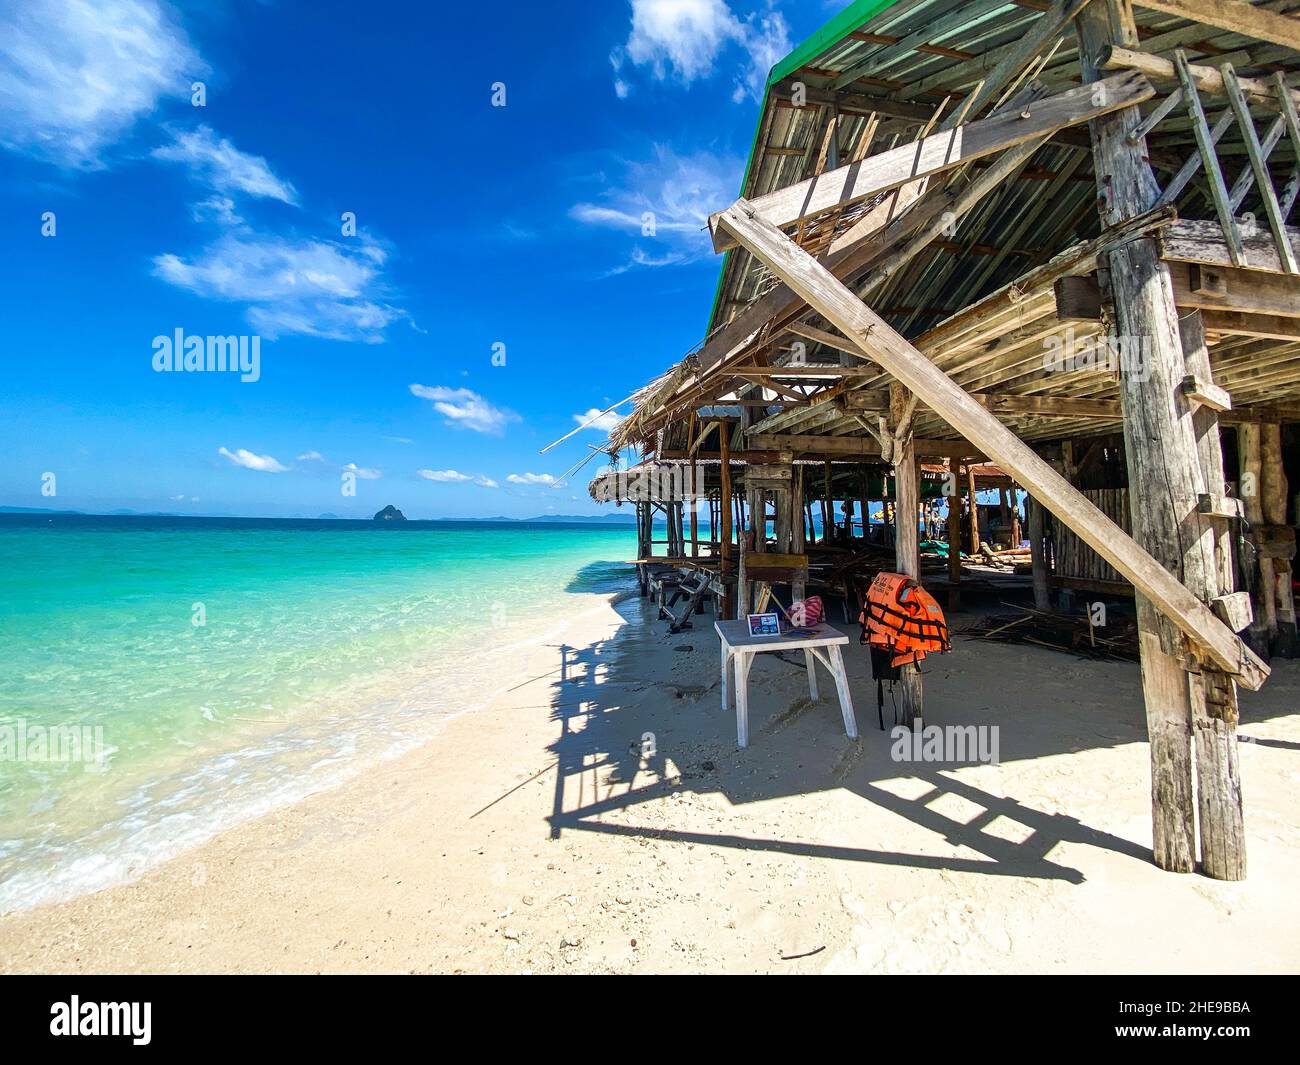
(748, 433), (977, 459)
(849, 390), (1124, 420)
(715, 199), (1269, 691)
(1174, 50), (1245, 267)
(1212, 591), (1253, 632)
(1181, 374), (1233, 412)
(785, 322), (874, 361)
(1156, 105), (1235, 207)
(983, 395), (1122, 419)
(1205, 307), (1300, 339)
(1274, 71), (1300, 220)
(1159, 218), (1300, 275)
(1168, 259), (1300, 317)
(1229, 115), (1286, 215)
(708, 73), (1155, 251)
(726, 365), (878, 378)
(1134, 0), (1300, 52)
(739, 552), (808, 572)
(1221, 63), (1300, 274)
(1103, 45), (1300, 109)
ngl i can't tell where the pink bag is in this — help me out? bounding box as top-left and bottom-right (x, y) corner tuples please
(789, 596), (824, 627)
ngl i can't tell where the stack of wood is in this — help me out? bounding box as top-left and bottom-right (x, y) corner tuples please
(977, 544), (1032, 571)
(958, 606), (1139, 662)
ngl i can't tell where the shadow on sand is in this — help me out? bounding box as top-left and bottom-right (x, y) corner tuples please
(540, 563), (1297, 885)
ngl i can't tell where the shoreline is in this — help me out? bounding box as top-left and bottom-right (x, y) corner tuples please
(0, 581), (637, 918)
(2, 591), (1297, 974)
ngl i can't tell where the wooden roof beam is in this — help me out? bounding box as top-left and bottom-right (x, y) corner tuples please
(709, 73), (1156, 251)
(1102, 45), (1300, 109)
(1134, 1), (1300, 51)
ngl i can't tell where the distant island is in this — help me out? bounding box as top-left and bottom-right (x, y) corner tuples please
(373, 505), (407, 522)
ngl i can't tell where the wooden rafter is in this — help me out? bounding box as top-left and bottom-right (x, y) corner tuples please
(709, 73), (1154, 250)
(1134, 0), (1300, 52)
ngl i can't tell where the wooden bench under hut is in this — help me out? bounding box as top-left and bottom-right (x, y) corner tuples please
(574, 0), (1300, 882)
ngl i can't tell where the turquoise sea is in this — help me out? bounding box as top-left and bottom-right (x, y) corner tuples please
(0, 515), (636, 912)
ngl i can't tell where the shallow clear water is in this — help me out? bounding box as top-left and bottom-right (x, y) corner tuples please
(0, 514), (635, 911)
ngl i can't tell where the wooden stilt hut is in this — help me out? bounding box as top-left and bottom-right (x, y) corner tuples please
(584, 0), (1300, 880)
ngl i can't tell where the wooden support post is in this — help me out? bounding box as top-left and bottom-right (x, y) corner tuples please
(822, 461), (833, 543)
(689, 465), (699, 559)
(1240, 422), (1271, 653)
(859, 471), (870, 543)
(1078, 0), (1243, 877)
(892, 385), (923, 728)
(966, 464), (979, 554)
(1262, 423), (1297, 657)
(719, 426), (734, 619)
(747, 487), (764, 554)
(1029, 494), (1051, 612)
(792, 465), (806, 601)
(946, 460), (963, 612)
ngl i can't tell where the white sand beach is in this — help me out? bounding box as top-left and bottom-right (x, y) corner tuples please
(1, 590), (1297, 974)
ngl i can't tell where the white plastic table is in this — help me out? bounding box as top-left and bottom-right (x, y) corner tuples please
(715, 620), (858, 748)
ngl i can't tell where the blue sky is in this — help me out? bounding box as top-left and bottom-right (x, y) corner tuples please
(0, 0), (843, 519)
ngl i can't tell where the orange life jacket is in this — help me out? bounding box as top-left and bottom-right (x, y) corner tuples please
(859, 571), (951, 667)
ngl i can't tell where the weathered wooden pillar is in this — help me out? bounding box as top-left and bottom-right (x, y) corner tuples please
(1077, 0), (1241, 876)
(966, 464), (979, 554)
(747, 486), (765, 553)
(859, 471), (870, 543)
(1262, 423), (1297, 656)
(821, 461), (833, 542)
(792, 464), (807, 601)
(636, 499), (650, 597)
(892, 385), (923, 726)
(1028, 494), (1051, 612)
(719, 424), (734, 619)
(689, 465), (699, 559)
(945, 459), (963, 611)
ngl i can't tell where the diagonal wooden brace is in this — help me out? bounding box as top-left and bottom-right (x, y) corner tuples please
(715, 199), (1271, 691)
(709, 72), (1155, 252)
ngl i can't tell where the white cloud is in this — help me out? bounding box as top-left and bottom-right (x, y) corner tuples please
(193, 195), (242, 226)
(153, 124), (297, 204)
(218, 446), (287, 473)
(297, 450), (326, 462)
(153, 233), (407, 343)
(612, 0), (789, 102)
(574, 407), (625, 432)
(735, 11), (790, 101)
(417, 469), (498, 488)
(508, 472), (558, 486)
(342, 462), (382, 480)
(409, 384), (519, 436)
(0, 0), (204, 168)
(570, 145), (740, 269)
(623, 0), (742, 83)
(418, 469), (471, 482)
